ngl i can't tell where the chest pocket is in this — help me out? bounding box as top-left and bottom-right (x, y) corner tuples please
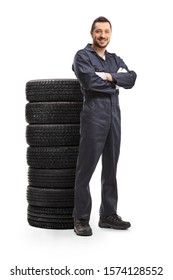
(92, 64), (104, 72)
(84, 50), (105, 72)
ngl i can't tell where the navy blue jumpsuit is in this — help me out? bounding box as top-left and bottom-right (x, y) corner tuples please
(72, 44), (137, 220)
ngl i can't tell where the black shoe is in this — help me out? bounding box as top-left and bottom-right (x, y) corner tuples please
(74, 218), (92, 236)
(99, 213), (131, 230)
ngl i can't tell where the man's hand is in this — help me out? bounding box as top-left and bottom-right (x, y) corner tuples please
(95, 72), (114, 82)
(105, 73), (114, 82)
(95, 68), (128, 85)
(95, 72), (107, 80)
(117, 67), (128, 73)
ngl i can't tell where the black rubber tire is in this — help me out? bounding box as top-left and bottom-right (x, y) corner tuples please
(27, 219), (74, 229)
(25, 79), (82, 229)
(27, 146), (78, 169)
(27, 186), (74, 207)
(26, 79), (83, 102)
(28, 212), (73, 223)
(25, 102), (83, 124)
(28, 205), (73, 216)
(27, 205), (74, 229)
(26, 124), (80, 147)
(28, 168), (76, 188)
(28, 215), (73, 223)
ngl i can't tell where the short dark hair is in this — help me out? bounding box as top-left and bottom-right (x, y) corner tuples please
(91, 16), (112, 32)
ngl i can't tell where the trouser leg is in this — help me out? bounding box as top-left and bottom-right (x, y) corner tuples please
(73, 105), (110, 220)
(100, 103), (121, 216)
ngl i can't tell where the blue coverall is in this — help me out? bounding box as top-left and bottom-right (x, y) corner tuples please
(72, 44), (137, 220)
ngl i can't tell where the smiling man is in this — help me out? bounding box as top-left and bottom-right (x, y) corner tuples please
(72, 16), (137, 236)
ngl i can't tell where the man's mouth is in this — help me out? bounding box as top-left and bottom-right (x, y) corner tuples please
(99, 39), (106, 43)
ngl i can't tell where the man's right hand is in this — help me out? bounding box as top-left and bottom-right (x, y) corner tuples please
(95, 72), (115, 82)
(105, 73), (114, 82)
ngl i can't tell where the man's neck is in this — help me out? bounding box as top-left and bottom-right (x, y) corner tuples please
(91, 44), (106, 58)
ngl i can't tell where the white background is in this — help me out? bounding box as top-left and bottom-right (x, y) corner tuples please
(1, 0), (173, 279)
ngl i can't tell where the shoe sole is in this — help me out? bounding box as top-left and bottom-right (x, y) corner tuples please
(74, 229), (92, 236)
(98, 222), (131, 230)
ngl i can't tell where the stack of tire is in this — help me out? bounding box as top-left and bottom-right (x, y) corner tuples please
(25, 79), (83, 229)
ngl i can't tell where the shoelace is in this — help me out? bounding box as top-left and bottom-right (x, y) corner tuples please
(75, 219), (89, 227)
(112, 213), (122, 221)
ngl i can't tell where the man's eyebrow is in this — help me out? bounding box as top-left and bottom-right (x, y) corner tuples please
(95, 28), (111, 31)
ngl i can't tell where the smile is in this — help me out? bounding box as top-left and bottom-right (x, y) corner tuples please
(99, 39), (107, 43)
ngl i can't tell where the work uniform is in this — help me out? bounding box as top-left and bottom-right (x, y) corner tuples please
(72, 44), (137, 220)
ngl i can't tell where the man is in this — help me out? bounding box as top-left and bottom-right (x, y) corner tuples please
(72, 16), (137, 236)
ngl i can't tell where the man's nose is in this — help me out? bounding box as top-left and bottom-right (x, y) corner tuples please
(100, 32), (106, 38)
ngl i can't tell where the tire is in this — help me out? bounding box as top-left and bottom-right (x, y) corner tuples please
(25, 102), (83, 124)
(26, 124), (80, 147)
(28, 168), (76, 188)
(27, 186), (74, 207)
(28, 205), (73, 216)
(26, 79), (83, 102)
(27, 146), (78, 169)
(28, 214), (73, 223)
(25, 78), (81, 230)
(27, 205), (74, 229)
(27, 219), (74, 229)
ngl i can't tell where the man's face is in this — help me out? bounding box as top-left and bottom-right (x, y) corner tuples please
(91, 22), (112, 49)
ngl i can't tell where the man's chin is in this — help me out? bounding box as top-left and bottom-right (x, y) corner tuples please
(98, 45), (107, 49)
(97, 42), (109, 48)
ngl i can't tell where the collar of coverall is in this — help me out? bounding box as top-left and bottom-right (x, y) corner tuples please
(85, 43), (108, 55)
